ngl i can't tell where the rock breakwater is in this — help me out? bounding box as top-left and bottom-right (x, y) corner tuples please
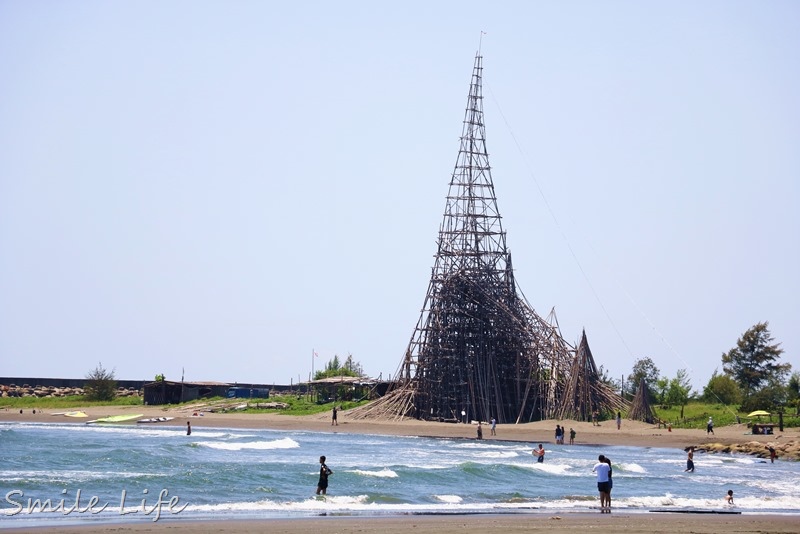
(695, 439), (799, 461)
(1, 383), (141, 398)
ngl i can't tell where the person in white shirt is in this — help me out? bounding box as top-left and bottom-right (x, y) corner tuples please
(592, 454), (611, 512)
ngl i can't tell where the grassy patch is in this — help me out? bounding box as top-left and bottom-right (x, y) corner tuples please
(0, 395), (143, 410)
(1, 394), (370, 416)
(241, 395), (370, 416)
(652, 401), (799, 429)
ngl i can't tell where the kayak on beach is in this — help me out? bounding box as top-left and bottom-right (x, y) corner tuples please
(137, 416), (175, 423)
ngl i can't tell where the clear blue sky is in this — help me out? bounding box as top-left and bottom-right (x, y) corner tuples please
(1, 1), (797, 392)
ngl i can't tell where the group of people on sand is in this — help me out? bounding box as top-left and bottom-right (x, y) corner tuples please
(552, 424), (576, 445)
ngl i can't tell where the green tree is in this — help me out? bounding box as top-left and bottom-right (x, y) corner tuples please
(326, 354), (342, 373)
(655, 377), (669, 405)
(84, 362), (117, 401)
(665, 369), (692, 418)
(702, 370), (742, 405)
(343, 354), (364, 376)
(786, 372), (800, 415)
(741, 381), (788, 413)
(722, 322), (790, 400)
(315, 354), (361, 380)
(628, 357), (660, 401)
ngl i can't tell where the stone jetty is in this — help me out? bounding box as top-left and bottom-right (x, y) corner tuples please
(694, 439), (799, 461)
(1, 383), (140, 398)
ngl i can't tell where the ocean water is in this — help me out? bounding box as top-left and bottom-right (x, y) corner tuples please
(1, 421), (799, 528)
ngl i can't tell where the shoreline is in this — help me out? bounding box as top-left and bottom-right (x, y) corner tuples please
(2, 403), (796, 453)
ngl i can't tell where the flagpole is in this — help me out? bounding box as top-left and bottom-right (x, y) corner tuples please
(310, 349), (315, 403)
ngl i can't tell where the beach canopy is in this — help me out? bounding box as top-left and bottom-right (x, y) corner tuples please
(747, 410), (771, 417)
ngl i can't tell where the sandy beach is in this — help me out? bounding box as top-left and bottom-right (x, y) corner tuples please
(4, 403), (795, 450)
(4, 513), (800, 534)
(3, 405), (797, 533)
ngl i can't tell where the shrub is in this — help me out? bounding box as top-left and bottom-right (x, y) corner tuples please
(84, 362), (117, 401)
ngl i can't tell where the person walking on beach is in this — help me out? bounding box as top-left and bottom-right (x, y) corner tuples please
(593, 454), (611, 513)
(186, 421), (191, 436)
(476, 423), (483, 440)
(707, 416), (714, 435)
(569, 427), (576, 445)
(490, 417), (496, 436)
(616, 411), (622, 430)
(685, 446), (695, 472)
(555, 424), (562, 444)
(592, 410), (599, 426)
(316, 456), (333, 495)
(332, 406), (338, 426)
(533, 443), (545, 463)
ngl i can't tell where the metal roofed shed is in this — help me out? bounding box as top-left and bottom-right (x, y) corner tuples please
(143, 380), (232, 405)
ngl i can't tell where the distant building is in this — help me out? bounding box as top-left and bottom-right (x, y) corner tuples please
(143, 380), (231, 405)
(227, 387), (270, 399)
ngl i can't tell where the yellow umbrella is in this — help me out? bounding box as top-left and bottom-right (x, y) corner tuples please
(747, 410), (770, 417)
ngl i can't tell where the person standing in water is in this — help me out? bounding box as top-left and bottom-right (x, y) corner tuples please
(767, 445), (777, 463)
(316, 456), (333, 495)
(604, 456), (613, 512)
(685, 446), (695, 472)
(533, 443), (545, 463)
(186, 421), (191, 435)
(593, 454), (611, 513)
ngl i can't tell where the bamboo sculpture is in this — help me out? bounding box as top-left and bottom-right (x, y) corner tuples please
(350, 53), (627, 423)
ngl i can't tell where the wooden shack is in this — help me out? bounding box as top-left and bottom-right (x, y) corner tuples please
(309, 376), (378, 404)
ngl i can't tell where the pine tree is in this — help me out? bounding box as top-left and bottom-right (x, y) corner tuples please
(722, 322), (790, 400)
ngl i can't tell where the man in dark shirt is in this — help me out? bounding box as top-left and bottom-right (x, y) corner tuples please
(316, 455), (333, 495)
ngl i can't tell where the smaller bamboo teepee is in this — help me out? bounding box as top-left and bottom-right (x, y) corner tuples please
(554, 329), (627, 421)
(628, 378), (657, 424)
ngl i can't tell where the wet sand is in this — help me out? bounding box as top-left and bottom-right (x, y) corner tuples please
(4, 513), (800, 534)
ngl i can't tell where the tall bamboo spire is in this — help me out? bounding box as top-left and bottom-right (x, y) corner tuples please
(437, 53), (509, 275)
(386, 52), (572, 424)
(348, 52), (626, 423)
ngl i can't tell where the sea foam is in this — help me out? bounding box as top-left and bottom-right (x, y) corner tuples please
(197, 437), (299, 451)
